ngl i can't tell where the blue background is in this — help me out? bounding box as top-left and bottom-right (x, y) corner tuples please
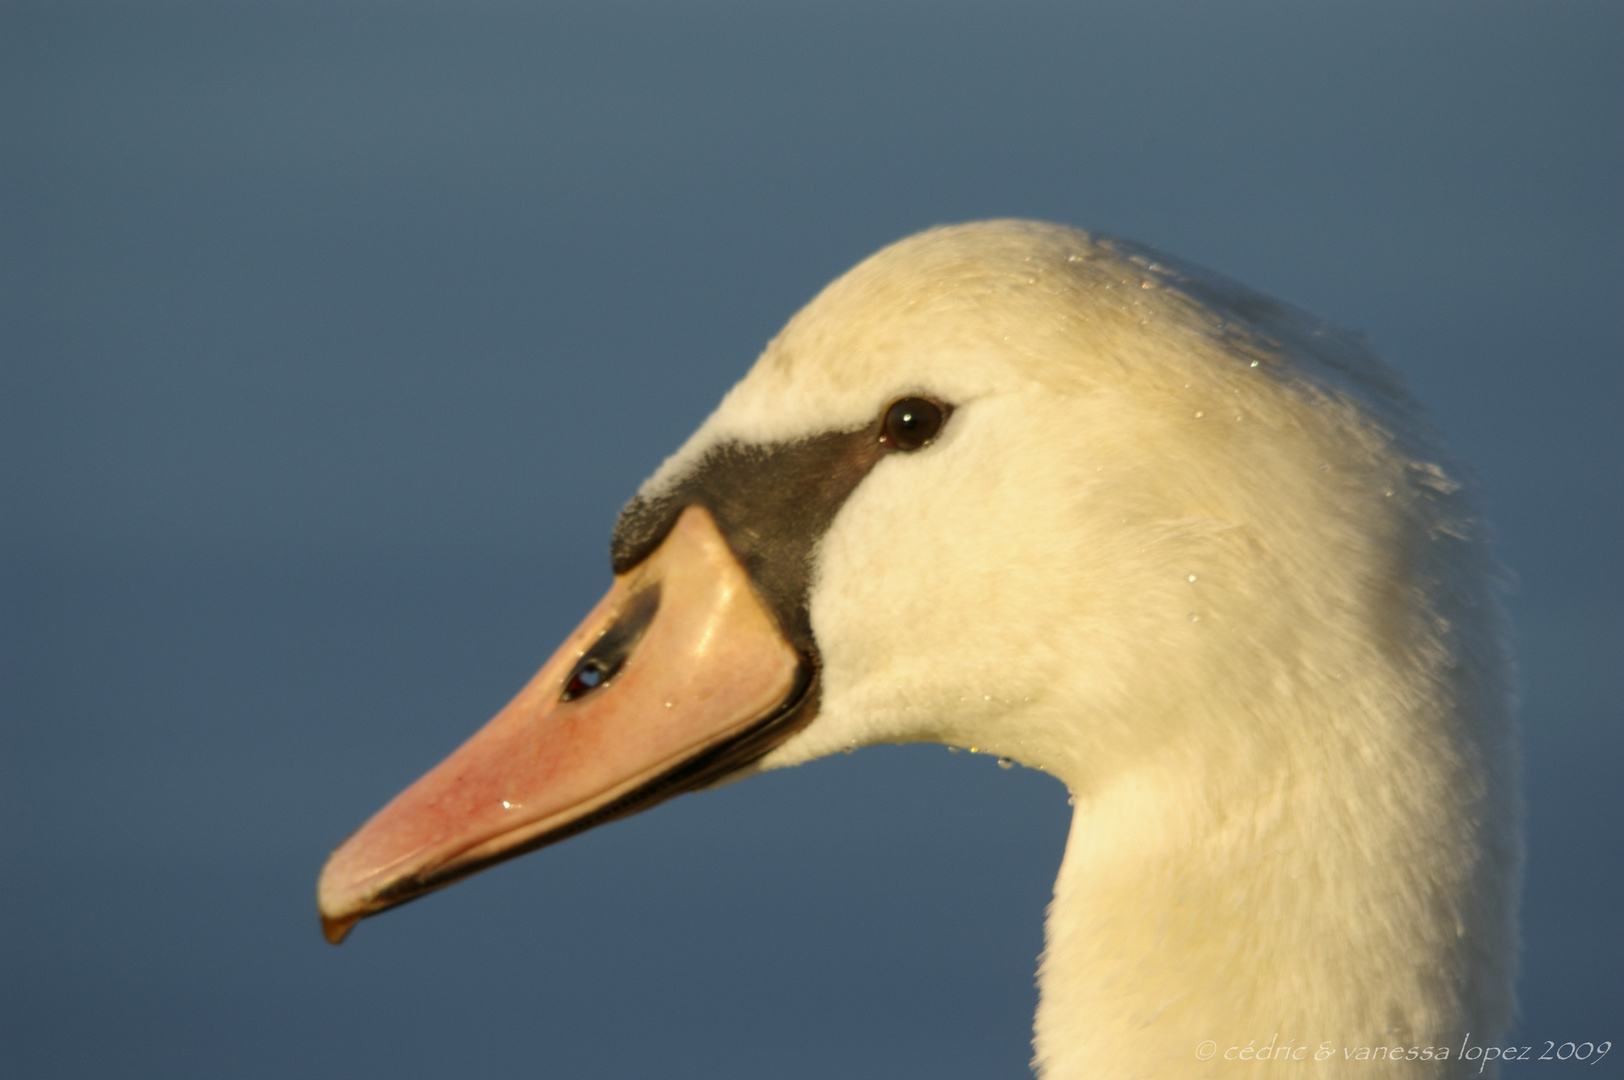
(4, 3), (1620, 1076)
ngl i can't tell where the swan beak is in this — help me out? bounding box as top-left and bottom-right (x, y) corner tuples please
(316, 505), (809, 943)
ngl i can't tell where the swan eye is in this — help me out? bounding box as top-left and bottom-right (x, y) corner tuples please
(880, 397), (946, 451)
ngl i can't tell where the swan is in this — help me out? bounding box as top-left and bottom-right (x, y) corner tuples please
(317, 220), (1521, 1078)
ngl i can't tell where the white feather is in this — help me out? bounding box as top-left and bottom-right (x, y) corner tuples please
(653, 221), (1520, 1078)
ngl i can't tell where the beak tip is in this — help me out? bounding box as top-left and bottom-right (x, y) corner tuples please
(317, 854), (366, 944)
(321, 910), (359, 945)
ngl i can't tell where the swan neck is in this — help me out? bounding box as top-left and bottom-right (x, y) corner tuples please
(1033, 727), (1517, 1080)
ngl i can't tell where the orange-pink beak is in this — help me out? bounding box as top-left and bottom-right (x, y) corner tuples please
(316, 506), (810, 943)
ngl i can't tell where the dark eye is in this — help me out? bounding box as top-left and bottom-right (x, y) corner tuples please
(880, 397), (946, 451)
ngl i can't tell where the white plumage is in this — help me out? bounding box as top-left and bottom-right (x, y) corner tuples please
(637, 220), (1521, 1078)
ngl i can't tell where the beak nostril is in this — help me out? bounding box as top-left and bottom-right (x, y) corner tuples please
(564, 660), (608, 698)
(559, 583), (662, 702)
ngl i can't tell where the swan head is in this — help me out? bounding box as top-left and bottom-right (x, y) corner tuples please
(317, 222), (1514, 1060)
(646, 219), (1470, 791)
